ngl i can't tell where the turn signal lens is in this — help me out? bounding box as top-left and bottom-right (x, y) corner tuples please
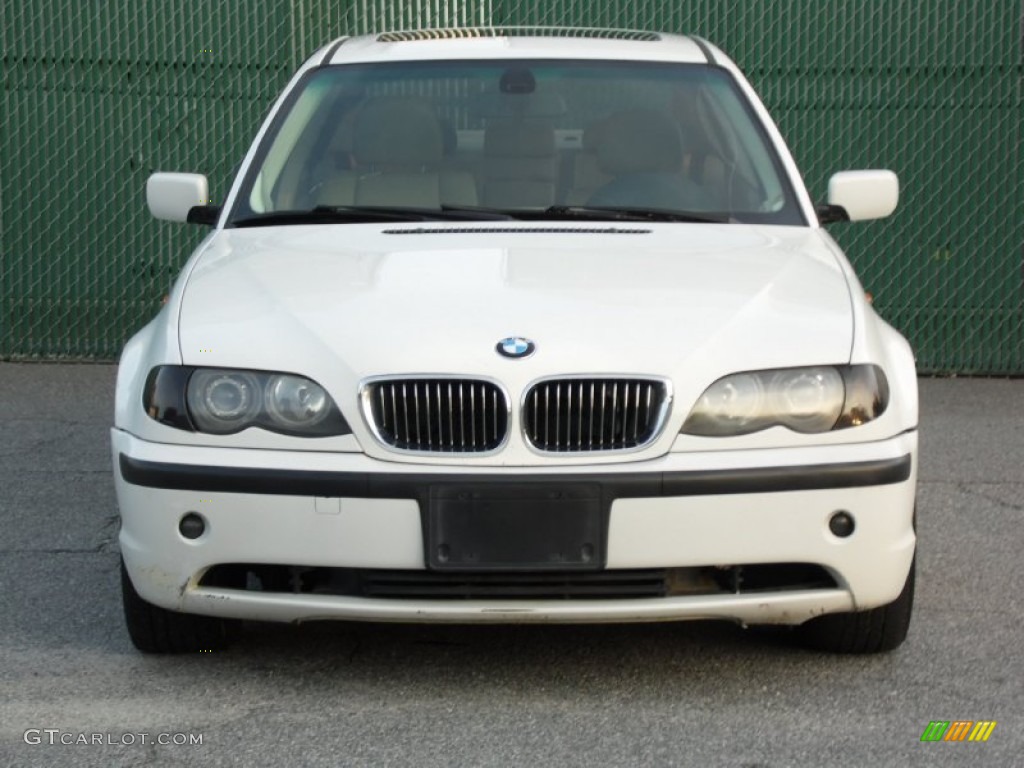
(834, 364), (890, 429)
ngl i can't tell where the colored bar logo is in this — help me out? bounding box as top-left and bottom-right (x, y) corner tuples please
(920, 721), (996, 742)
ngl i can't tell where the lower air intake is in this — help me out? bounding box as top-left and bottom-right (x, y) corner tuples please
(200, 564), (837, 600)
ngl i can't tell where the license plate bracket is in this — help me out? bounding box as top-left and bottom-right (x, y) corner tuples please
(426, 483), (603, 571)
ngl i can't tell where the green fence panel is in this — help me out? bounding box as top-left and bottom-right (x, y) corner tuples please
(1, 1), (1021, 371)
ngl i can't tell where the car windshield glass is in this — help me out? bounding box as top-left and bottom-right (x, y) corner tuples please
(227, 59), (805, 226)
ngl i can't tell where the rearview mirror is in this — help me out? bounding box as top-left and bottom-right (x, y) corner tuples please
(146, 172), (217, 224)
(818, 170), (899, 224)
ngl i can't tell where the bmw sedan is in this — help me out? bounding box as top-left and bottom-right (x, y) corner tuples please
(115, 26), (916, 654)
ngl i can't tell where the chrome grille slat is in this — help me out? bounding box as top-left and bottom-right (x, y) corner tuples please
(377, 385), (388, 433)
(366, 378), (507, 453)
(435, 382), (443, 449)
(457, 382), (465, 449)
(484, 383), (490, 447)
(587, 381), (595, 449)
(555, 384), (562, 447)
(621, 383), (628, 441)
(576, 381), (584, 449)
(482, 384), (489, 445)
(492, 384), (498, 444)
(469, 384), (477, 448)
(401, 383), (410, 442)
(544, 384), (551, 447)
(523, 378), (667, 453)
(389, 384), (399, 439)
(531, 388), (539, 447)
(415, 382), (424, 446)
(626, 382), (634, 442)
(447, 382), (454, 448)
(610, 382), (618, 445)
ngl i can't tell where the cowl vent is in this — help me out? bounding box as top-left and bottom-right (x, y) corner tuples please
(376, 27), (662, 43)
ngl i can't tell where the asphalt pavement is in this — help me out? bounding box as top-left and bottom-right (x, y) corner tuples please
(0, 363), (1020, 767)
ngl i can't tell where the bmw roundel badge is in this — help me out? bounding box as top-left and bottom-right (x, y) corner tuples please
(496, 336), (536, 359)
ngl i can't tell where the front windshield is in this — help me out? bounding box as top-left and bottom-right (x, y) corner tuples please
(228, 59), (805, 225)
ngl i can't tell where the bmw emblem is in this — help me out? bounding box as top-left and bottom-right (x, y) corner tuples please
(496, 336), (536, 359)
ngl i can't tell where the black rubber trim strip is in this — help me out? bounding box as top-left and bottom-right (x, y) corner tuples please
(688, 35), (718, 66)
(119, 453), (912, 498)
(319, 37), (349, 65)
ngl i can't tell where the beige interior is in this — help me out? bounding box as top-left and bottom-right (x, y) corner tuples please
(317, 97), (477, 208)
(304, 89), (733, 211)
(482, 118), (558, 207)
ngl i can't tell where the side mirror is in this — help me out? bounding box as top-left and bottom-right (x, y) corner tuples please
(818, 170), (899, 224)
(146, 172), (219, 224)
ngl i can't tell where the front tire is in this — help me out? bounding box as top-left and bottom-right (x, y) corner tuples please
(121, 557), (237, 653)
(798, 558), (915, 654)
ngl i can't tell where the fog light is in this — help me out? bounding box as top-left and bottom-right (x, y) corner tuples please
(179, 512), (206, 540)
(829, 511), (855, 538)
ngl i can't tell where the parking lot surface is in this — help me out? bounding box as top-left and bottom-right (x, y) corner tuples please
(0, 363), (1020, 767)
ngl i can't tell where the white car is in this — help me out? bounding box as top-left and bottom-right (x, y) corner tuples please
(114, 27), (917, 654)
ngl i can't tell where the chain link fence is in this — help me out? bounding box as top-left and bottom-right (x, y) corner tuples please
(2, 1), (1021, 371)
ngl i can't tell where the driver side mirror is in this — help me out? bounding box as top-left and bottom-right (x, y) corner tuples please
(146, 172), (220, 225)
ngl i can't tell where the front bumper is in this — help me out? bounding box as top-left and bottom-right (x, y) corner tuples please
(112, 428), (917, 626)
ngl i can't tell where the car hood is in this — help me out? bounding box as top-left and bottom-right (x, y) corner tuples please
(177, 222), (853, 434)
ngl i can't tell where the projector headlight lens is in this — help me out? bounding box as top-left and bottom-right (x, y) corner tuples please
(188, 370), (262, 433)
(264, 374), (331, 429)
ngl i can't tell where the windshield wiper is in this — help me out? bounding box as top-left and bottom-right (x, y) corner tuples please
(232, 205), (515, 228)
(438, 204), (519, 220)
(232, 207), (426, 227)
(231, 204), (729, 227)
(538, 205), (732, 224)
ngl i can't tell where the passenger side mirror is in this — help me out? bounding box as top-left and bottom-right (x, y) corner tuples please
(817, 170), (899, 224)
(146, 172), (219, 225)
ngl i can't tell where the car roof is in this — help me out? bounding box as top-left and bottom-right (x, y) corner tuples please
(322, 27), (713, 66)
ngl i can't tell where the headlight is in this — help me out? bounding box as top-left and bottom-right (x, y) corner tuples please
(681, 365), (888, 436)
(144, 366), (350, 437)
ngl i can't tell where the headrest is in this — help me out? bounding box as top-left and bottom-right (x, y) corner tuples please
(471, 90), (567, 119)
(438, 118), (458, 156)
(596, 110), (683, 175)
(582, 119), (610, 153)
(353, 98), (443, 167)
(484, 119), (556, 158)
